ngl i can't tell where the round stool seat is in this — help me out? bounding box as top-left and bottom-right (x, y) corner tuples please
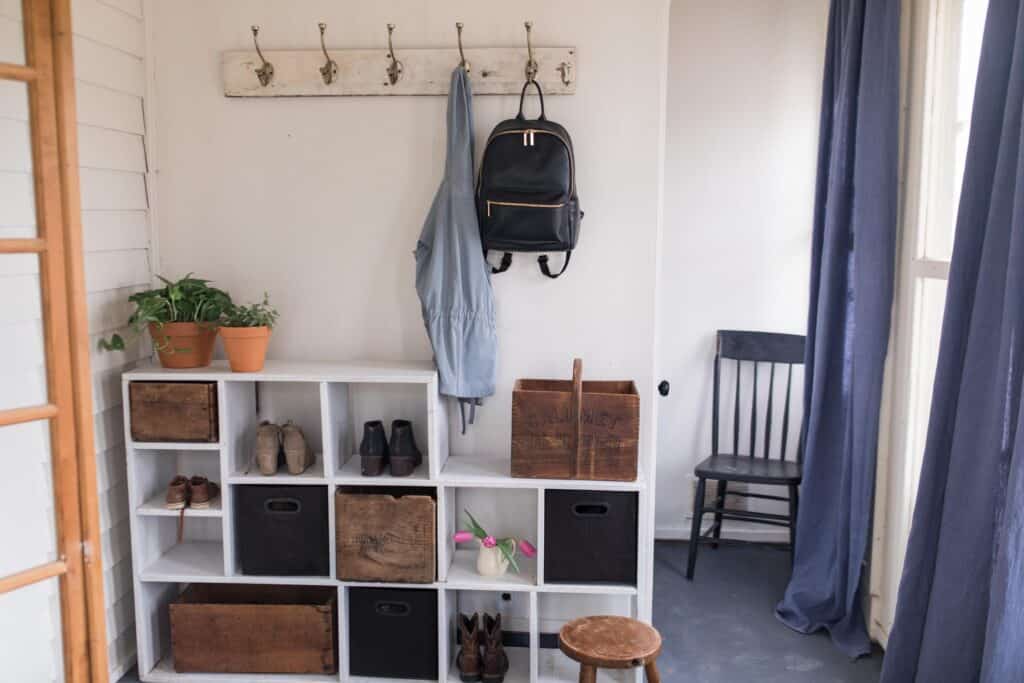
(559, 616), (662, 669)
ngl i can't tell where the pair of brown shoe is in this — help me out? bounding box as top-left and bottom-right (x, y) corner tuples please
(256, 421), (314, 475)
(458, 613), (509, 683)
(165, 475), (219, 510)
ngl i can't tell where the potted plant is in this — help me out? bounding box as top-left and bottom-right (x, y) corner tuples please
(218, 293), (279, 373)
(99, 274), (231, 369)
(453, 510), (537, 578)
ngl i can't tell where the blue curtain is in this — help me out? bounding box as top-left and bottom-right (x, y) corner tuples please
(881, 1), (1024, 680)
(775, 0), (900, 658)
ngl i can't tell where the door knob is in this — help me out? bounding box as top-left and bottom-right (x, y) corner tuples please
(658, 380), (670, 397)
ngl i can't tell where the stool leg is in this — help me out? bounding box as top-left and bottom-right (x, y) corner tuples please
(579, 664), (597, 683)
(644, 661), (661, 683)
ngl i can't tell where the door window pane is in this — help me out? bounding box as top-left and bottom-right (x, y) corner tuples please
(0, 2), (26, 66)
(922, 0), (988, 260)
(0, 420), (58, 576)
(0, 255), (48, 409)
(0, 577), (65, 683)
(0, 80), (36, 237)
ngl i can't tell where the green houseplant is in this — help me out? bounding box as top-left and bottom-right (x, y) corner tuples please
(99, 274), (231, 369)
(218, 293), (279, 372)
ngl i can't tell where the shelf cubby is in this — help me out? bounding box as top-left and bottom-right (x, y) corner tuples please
(443, 589), (532, 683)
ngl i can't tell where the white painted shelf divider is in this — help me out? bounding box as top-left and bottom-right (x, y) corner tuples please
(124, 360), (649, 683)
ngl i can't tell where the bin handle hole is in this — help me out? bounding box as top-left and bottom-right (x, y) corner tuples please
(572, 502), (610, 517)
(264, 498), (301, 514)
(375, 601), (412, 617)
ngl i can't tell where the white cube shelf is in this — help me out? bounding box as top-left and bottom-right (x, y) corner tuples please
(124, 360), (650, 683)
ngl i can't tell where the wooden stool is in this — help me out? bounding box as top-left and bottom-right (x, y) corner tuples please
(558, 616), (663, 683)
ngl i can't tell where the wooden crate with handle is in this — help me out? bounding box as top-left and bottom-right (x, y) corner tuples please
(129, 381), (218, 443)
(511, 358), (639, 481)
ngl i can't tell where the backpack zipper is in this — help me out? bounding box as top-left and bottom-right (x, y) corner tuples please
(487, 199), (566, 217)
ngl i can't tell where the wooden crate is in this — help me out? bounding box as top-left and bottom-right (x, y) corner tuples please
(169, 584), (337, 674)
(336, 490), (436, 583)
(511, 359), (639, 481)
(129, 381), (218, 443)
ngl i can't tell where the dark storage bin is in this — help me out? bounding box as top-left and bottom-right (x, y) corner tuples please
(169, 584), (337, 674)
(235, 485), (329, 576)
(544, 489), (638, 585)
(348, 587), (438, 680)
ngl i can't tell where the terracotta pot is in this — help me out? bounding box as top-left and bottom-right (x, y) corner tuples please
(149, 322), (217, 369)
(219, 326), (271, 372)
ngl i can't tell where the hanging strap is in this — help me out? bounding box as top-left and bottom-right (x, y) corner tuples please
(516, 80), (547, 121)
(487, 251), (513, 274)
(538, 251), (572, 278)
(458, 397), (483, 435)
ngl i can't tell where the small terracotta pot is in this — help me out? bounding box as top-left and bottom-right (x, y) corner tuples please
(219, 326), (271, 372)
(149, 322), (217, 369)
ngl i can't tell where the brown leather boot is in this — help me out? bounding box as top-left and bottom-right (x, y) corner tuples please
(482, 613), (509, 683)
(456, 613), (483, 682)
(164, 475), (190, 509)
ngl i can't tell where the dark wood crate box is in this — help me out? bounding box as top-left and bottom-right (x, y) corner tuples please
(511, 359), (639, 482)
(129, 381), (218, 443)
(169, 584), (337, 674)
(336, 488), (436, 583)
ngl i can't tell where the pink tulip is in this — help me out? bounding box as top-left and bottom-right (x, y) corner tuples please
(453, 531), (474, 544)
(519, 539), (537, 558)
(483, 535), (497, 548)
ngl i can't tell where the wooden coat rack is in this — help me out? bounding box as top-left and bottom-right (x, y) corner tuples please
(223, 21), (577, 97)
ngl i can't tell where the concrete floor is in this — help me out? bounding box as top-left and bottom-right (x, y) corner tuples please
(119, 540), (884, 683)
(654, 540), (883, 683)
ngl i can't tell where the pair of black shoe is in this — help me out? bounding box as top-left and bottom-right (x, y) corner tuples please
(360, 419), (422, 477)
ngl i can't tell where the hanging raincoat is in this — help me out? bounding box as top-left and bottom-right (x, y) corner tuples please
(415, 67), (497, 427)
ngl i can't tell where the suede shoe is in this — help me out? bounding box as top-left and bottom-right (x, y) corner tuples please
(456, 612), (483, 682)
(282, 421), (314, 475)
(256, 421), (282, 475)
(360, 420), (390, 476)
(482, 613), (509, 683)
(389, 419), (422, 477)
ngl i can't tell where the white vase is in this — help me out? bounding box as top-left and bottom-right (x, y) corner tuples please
(476, 541), (514, 577)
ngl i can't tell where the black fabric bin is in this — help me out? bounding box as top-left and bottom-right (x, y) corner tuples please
(544, 489), (638, 584)
(348, 587), (438, 679)
(235, 485), (329, 576)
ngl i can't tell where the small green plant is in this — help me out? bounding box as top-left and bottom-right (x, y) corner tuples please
(220, 293), (279, 328)
(98, 274), (232, 351)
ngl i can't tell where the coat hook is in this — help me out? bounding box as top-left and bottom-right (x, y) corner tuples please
(318, 22), (338, 85)
(524, 21), (538, 82)
(456, 22), (470, 73)
(251, 25), (274, 87)
(385, 23), (403, 85)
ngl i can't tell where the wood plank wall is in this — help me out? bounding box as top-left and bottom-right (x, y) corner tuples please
(0, 0), (151, 679)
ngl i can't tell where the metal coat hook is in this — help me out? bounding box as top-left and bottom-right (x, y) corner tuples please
(524, 21), (538, 82)
(456, 22), (470, 73)
(251, 25), (274, 87)
(318, 23), (338, 85)
(385, 23), (403, 85)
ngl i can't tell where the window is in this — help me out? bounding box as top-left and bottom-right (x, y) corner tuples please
(871, 0), (988, 643)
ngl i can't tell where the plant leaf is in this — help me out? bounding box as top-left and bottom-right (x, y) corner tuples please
(498, 538), (520, 573)
(463, 510), (488, 540)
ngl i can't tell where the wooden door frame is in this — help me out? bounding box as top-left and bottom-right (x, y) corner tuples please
(0, 1), (109, 681)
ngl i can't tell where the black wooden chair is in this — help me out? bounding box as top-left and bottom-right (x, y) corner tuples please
(686, 330), (806, 581)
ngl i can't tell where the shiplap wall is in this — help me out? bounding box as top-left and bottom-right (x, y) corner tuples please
(0, 0), (151, 679)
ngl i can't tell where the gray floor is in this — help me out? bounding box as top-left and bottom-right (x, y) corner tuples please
(119, 541), (884, 683)
(654, 540), (883, 683)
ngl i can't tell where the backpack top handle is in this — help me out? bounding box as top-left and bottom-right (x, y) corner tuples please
(517, 80), (547, 122)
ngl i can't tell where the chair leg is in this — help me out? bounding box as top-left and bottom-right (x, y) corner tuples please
(579, 664), (597, 683)
(686, 477), (706, 580)
(644, 660), (662, 683)
(711, 479), (728, 549)
(788, 484), (800, 562)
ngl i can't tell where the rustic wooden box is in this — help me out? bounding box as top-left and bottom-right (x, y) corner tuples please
(336, 489), (436, 583)
(511, 359), (639, 482)
(129, 381), (218, 443)
(169, 584), (337, 674)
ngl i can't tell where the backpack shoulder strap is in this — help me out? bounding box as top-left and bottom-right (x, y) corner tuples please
(487, 251), (513, 274)
(538, 251), (571, 279)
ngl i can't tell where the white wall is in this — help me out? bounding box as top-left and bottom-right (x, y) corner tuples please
(0, 0), (152, 679)
(654, 0), (828, 539)
(148, 0), (668, 558)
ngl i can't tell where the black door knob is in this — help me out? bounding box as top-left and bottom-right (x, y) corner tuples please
(658, 380), (670, 397)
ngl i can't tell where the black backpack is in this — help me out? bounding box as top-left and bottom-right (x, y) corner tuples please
(476, 81), (582, 278)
